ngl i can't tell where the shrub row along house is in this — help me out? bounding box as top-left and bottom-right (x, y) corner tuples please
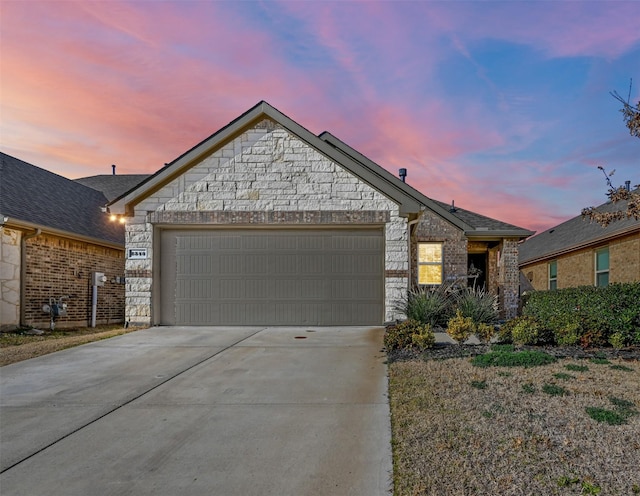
(0, 153), (144, 331)
(519, 188), (640, 291)
(106, 101), (533, 327)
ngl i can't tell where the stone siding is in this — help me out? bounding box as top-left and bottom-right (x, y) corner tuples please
(22, 233), (125, 328)
(125, 120), (408, 324)
(1, 228), (21, 331)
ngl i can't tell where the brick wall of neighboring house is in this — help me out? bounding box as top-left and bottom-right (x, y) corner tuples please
(124, 119), (409, 325)
(412, 209), (467, 287)
(1, 227), (21, 330)
(609, 233), (640, 283)
(521, 232), (640, 291)
(23, 233), (125, 328)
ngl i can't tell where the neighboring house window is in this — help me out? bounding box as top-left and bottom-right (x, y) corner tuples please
(418, 242), (443, 285)
(548, 260), (557, 290)
(595, 247), (609, 287)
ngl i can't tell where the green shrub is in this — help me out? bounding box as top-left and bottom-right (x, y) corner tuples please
(395, 284), (456, 327)
(384, 319), (435, 352)
(523, 282), (640, 347)
(455, 287), (498, 325)
(474, 323), (495, 343)
(509, 316), (541, 345)
(446, 309), (474, 344)
(411, 324), (436, 350)
(384, 320), (417, 351)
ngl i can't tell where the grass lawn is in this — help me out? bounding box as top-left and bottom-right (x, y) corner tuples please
(388, 351), (640, 495)
(0, 325), (144, 366)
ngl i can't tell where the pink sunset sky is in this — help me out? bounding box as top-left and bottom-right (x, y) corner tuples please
(1, 0), (638, 234)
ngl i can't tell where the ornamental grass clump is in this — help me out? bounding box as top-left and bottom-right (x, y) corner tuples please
(395, 284), (456, 328)
(455, 286), (499, 325)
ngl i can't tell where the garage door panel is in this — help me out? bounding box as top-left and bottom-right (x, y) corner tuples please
(160, 229), (384, 325)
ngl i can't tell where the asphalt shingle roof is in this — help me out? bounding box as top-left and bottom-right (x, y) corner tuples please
(519, 190), (640, 265)
(0, 152), (124, 245)
(431, 199), (528, 232)
(74, 174), (150, 202)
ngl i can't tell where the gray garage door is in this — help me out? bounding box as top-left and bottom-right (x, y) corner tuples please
(159, 229), (384, 326)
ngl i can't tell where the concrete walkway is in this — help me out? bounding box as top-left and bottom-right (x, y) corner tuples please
(0, 326), (392, 495)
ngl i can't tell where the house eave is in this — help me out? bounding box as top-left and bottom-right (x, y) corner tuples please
(465, 229), (535, 240)
(107, 101), (425, 218)
(519, 225), (640, 267)
(0, 216), (124, 250)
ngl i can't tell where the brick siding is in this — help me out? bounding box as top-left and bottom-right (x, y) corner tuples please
(22, 233), (125, 328)
(520, 232), (640, 291)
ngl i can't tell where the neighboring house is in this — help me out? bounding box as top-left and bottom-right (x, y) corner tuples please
(0, 153), (128, 330)
(519, 190), (640, 291)
(107, 101), (533, 327)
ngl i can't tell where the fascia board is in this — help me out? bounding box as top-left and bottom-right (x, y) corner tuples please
(519, 225), (640, 266)
(1, 217), (124, 250)
(109, 101), (424, 217)
(108, 102), (270, 215)
(465, 229), (535, 239)
(319, 132), (472, 229)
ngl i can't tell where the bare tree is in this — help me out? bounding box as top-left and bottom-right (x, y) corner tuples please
(581, 81), (639, 227)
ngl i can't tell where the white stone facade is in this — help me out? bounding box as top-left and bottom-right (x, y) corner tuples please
(1, 228), (21, 331)
(125, 120), (408, 325)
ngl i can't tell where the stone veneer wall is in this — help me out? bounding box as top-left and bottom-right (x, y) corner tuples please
(21, 234), (125, 328)
(1, 228), (21, 331)
(125, 119), (409, 325)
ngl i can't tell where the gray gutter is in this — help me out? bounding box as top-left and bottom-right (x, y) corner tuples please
(466, 229), (535, 239)
(1, 216), (124, 250)
(519, 224), (640, 266)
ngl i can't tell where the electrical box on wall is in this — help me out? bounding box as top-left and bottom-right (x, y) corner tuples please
(92, 272), (107, 286)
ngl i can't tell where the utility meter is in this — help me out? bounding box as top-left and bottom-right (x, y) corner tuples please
(92, 272), (107, 286)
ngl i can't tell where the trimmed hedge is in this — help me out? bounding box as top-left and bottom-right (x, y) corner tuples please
(521, 282), (640, 347)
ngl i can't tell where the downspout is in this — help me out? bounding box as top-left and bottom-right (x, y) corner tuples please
(20, 228), (41, 327)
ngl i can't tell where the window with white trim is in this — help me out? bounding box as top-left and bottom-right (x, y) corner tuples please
(595, 247), (609, 287)
(418, 242), (443, 285)
(548, 260), (557, 290)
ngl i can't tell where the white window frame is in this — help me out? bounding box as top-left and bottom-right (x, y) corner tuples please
(417, 242), (443, 285)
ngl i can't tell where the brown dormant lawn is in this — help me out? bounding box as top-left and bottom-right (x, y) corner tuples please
(0, 325), (144, 366)
(388, 354), (640, 496)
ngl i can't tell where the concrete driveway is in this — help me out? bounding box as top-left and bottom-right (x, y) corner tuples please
(0, 326), (392, 495)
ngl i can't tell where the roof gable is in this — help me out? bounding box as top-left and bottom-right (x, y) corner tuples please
(108, 101), (423, 216)
(519, 191), (640, 265)
(106, 100), (532, 239)
(0, 152), (124, 246)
